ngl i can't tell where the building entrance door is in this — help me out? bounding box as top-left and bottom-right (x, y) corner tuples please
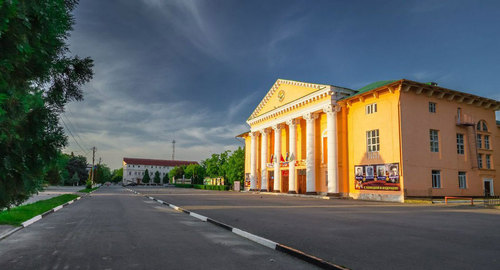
(297, 169), (306, 194)
(268, 171), (274, 192)
(484, 179), (494, 197)
(281, 170), (289, 193)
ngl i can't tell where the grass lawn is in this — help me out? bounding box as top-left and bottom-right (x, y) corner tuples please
(0, 194), (79, 226)
(78, 186), (99, 193)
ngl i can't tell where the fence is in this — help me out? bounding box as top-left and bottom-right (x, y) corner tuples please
(484, 196), (500, 206)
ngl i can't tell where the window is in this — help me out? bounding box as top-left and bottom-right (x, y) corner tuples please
(128, 172), (131, 175)
(429, 102), (436, 113)
(432, 170), (441, 188)
(477, 135), (482, 148)
(477, 120), (488, 131)
(484, 135), (490, 149)
(430, 130), (439, 152)
(366, 103), (377, 114)
(456, 134), (464, 154)
(478, 154), (483, 168)
(458, 172), (466, 189)
(366, 129), (380, 152)
(486, 155), (491, 169)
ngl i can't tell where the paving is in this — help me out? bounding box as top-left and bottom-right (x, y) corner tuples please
(132, 186), (500, 270)
(0, 186), (318, 270)
(21, 186), (83, 206)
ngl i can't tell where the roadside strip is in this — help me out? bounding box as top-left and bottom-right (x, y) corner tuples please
(0, 197), (81, 241)
(126, 188), (348, 270)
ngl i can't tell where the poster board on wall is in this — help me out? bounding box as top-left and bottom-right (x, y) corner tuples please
(354, 163), (400, 191)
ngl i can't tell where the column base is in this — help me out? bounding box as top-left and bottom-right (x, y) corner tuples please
(305, 191), (318, 195)
(287, 191), (297, 194)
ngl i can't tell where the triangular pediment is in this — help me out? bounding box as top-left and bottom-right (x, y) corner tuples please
(248, 79), (330, 120)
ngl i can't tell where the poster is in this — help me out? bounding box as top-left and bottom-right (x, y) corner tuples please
(354, 163), (400, 191)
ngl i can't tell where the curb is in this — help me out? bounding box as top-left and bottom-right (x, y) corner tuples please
(0, 197), (81, 241)
(126, 188), (348, 270)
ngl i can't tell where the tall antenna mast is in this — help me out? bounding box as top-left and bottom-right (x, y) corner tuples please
(172, 140), (176, 160)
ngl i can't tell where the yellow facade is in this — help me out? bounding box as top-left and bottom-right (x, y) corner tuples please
(242, 78), (500, 202)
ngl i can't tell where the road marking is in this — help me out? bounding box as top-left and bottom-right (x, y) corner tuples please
(190, 212), (208, 221)
(232, 228), (277, 249)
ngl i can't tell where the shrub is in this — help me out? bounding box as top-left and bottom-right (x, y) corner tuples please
(85, 180), (92, 189)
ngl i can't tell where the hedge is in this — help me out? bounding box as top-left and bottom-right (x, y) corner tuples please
(174, 184), (229, 191)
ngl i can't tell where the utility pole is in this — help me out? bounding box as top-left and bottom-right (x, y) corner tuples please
(172, 140), (176, 160)
(91, 147), (96, 183)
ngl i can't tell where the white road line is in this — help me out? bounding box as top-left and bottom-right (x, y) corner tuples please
(232, 228), (277, 249)
(190, 212), (208, 221)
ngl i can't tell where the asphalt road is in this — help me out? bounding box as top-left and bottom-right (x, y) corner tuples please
(133, 186), (500, 270)
(0, 186), (318, 270)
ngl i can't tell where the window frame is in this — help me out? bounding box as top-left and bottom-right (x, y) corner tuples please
(477, 134), (482, 149)
(484, 135), (490, 149)
(430, 129), (439, 152)
(456, 133), (464, 155)
(366, 129), (380, 153)
(365, 103), (377, 115)
(478, 154), (483, 168)
(458, 172), (466, 189)
(486, 154), (491, 169)
(429, 102), (436, 113)
(432, 170), (441, 188)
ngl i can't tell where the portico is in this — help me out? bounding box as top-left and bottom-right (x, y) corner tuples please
(245, 79), (354, 195)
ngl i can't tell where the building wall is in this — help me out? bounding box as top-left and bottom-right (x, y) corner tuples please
(123, 163), (173, 183)
(345, 88), (404, 202)
(400, 89), (498, 197)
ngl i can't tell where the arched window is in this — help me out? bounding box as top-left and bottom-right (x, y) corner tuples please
(477, 120), (488, 131)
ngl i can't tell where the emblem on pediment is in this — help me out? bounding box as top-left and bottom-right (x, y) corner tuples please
(278, 90), (285, 102)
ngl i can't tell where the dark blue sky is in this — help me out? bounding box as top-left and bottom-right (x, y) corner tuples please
(64, 0), (500, 169)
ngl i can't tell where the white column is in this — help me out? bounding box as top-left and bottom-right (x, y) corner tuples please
(286, 119), (298, 193)
(304, 112), (318, 194)
(260, 128), (270, 191)
(250, 131), (258, 190)
(273, 124), (283, 192)
(324, 105), (339, 194)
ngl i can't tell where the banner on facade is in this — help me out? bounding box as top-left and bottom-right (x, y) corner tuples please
(354, 163), (400, 191)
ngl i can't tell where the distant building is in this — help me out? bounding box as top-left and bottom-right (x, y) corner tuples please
(122, 157), (198, 185)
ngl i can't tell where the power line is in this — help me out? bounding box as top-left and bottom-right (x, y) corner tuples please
(62, 112), (90, 149)
(60, 117), (89, 156)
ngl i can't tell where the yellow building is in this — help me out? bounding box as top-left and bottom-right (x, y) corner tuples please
(240, 79), (500, 202)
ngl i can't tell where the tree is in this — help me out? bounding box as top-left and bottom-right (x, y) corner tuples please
(162, 172), (169, 184)
(153, 171), (161, 184)
(111, 168), (123, 183)
(66, 155), (87, 185)
(202, 151), (230, 179)
(94, 164), (111, 184)
(168, 166), (185, 182)
(69, 172), (80, 186)
(0, 0), (94, 209)
(185, 164), (206, 185)
(223, 147), (245, 187)
(142, 169), (151, 184)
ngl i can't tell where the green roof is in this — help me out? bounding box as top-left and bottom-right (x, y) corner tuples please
(340, 80), (399, 100)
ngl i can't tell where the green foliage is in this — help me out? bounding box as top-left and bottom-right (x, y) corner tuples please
(111, 168), (123, 183)
(168, 166), (184, 180)
(142, 169), (150, 183)
(223, 147), (245, 187)
(0, 194), (79, 226)
(68, 172), (80, 186)
(0, 0), (94, 209)
(153, 171), (161, 184)
(85, 180), (92, 189)
(94, 164), (111, 184)
(202, 151), (230, 179)
(193, 184), (229, 191)
(184, 164), (206, 184)
(162, 172), (169, 184)
(66, 155), (87, 185)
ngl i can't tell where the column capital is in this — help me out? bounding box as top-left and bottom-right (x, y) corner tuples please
(302, 112), (319, 121)
(286, 118), (299, 126)
(323, 104), (341, 114)
(260, 127), (272, 134)
(272, 123), (285, 131)
(250, 131), (259, 137)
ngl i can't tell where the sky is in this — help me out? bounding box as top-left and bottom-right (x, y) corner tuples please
(63, 0), (500, 169)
